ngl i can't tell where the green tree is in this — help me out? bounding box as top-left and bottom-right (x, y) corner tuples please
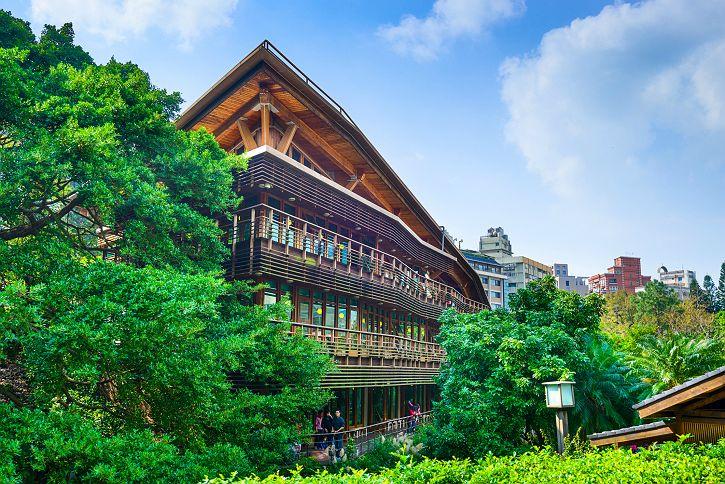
(690, 279), (706, 309)
(572, 336), (645, 434)
(424, 277), (630, 458)
(703, 275), (717, 313)
(633, 281), (680, 326)
(717, 262), (725, 312)
(626, 332), (725, 396)
(0, 9), (242, 276)
(0, 10), (333, 481)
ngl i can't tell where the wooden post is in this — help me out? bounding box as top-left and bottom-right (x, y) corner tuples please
(260, 91), (271, 147)
(277, 121), (297, 153)
(230, 213), (238, 278)
(333, 235), (338, 270)
(284, 215), (290, 255)
(302, 222), (308, 261)
(236, 118), (257, 150)
(555, 410), (569, 454)
(249, 208), (256, 273)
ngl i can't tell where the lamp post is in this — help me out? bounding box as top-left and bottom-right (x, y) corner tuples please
(543, 381), (575, 454)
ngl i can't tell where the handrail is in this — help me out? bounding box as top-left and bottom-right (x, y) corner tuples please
(283, 320), (445, 362)
(228, 204), (488, 314)
(298, 411), (433, 457)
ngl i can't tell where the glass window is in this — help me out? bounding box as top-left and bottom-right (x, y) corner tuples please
(298, 301), (310, 324)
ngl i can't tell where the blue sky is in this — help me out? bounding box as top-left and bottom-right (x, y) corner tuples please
(6, 0), (725, 282)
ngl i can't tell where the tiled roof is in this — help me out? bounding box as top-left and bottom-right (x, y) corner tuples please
(587, 421), (669, 440)
(633, 365), (725, 410)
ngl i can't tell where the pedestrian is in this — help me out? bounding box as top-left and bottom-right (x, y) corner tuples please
(332, 409), (345, 457)
(407, 399), (416, 433)
(322, 410), (334, 449)
(314, 411), (324, 449)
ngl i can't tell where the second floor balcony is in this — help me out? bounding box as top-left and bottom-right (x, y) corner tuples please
(225, 204), (488, 320)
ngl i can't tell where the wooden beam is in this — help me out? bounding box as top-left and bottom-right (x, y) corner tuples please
(212, 96), (260, 138)
(269, 94), (355, 176)
(358, 178), (395, 212)
(269, 93), (396, 213)
(346, 173), (366, 191)
(235, 118), (257, 150)
(260, 99), (271, 146)
(682, 389), (725, 412)
(277, 122), (297, 154)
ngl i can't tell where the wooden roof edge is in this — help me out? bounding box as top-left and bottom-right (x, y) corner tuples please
(175, 40), (488, 304)
(248, 145), (458, 262)
(587, 421), (675, 447)
(633, 366), (725, 417)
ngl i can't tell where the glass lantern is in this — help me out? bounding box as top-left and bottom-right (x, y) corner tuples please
(543, 381), (575, 408)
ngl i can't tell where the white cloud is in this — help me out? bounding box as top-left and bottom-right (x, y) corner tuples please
(501, 0), (725, 197)
(378, 0), (525, 61)
(30, 0), (239, 51)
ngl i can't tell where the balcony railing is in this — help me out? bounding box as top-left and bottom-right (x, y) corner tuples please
(298, 411), (433, 459)
(229, 204), (487, 314)
(286, 321), (445, 363)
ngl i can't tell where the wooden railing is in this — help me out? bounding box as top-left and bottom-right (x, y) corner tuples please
(287, 321), (445, 363)
(298, 411), (433, 459)
(229, 204), (487, 314)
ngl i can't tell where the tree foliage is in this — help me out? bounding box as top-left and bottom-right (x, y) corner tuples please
(423, 277), (636, 459)
(0, 10), (333, 482)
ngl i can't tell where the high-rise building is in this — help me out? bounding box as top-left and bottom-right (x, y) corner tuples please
(499, 255), (553, 304)
(648, 266), (696, 300)
(176, 42), (488, 443)
(553, 263), (589, 296)
(588, 256), (651, 295)
(476, 228), (550, 305)
(462, 250), (507, 309)
(479, 227), (512, 257)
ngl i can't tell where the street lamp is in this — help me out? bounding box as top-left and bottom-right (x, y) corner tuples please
(543, 381), (575, 454)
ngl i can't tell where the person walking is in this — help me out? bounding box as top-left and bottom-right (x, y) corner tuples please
(314, 411), (324, 449)
(332, 409), (346, 457)
(322, 410), (334, 449)
(407, 399), (416, 433)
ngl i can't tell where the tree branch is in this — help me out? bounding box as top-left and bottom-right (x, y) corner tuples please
(0, 193), (85, 241)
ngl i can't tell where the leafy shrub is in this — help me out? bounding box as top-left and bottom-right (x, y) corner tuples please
(204, 440), (725, 483)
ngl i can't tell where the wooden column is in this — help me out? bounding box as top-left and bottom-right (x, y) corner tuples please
(230, 213), (238, 278)
(277, 121), (297, 153)
(259, 90), (271, 147)
(236, 118), (257, 150)
(555, 410), (569, 454)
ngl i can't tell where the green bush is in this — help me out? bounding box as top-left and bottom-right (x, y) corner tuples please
(204, 440), (725, 483)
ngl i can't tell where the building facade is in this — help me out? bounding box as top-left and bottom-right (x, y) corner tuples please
(648, 266), (695, 300)
(479, 227), (512, 257)
(476, 227), (551, 305)
(176, 42), (488, 440)
(463, 250), (507, 309)
(498, 255), (553, 305)
(588, 256), (651, 295)
(553, 263), (589, 296)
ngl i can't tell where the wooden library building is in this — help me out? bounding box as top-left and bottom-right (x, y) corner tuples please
(176, 41), (490, 439)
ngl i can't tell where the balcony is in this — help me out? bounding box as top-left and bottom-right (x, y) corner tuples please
(226, 204), (488, 319)
(237, 148), (459, 274)
(287, 321), (444, 384)
(299, 411), (433, 460)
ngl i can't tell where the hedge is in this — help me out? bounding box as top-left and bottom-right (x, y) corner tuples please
(203, 440), (725, 483)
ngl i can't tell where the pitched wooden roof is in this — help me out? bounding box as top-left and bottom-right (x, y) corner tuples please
(634, 365), (725, 419)
(176, 41), (487, 303)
